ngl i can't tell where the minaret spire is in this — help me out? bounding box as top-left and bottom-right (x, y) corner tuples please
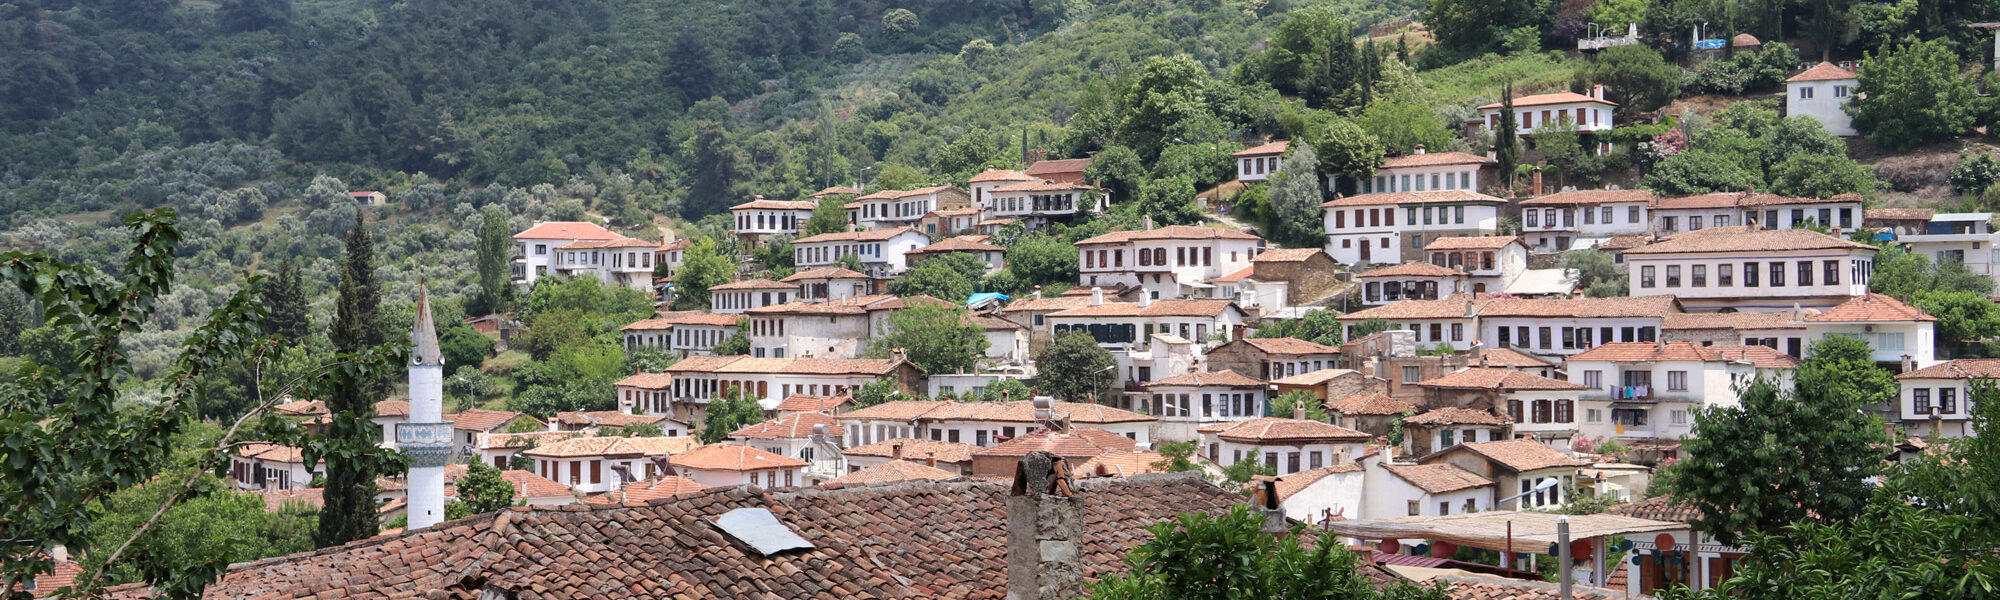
(400, 280), (451, 530)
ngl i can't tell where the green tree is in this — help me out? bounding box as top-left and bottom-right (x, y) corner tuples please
(1641, 150), (1766, 195)
(1574, 45), (1682, 116)
(1253, 309), (1343, 347)
(1083, 145), (1148, 204)
(932, 129), (1008, 178)
(1034, 330), (1117, 402)
(1916, 290), (2000, 352)
(84, 460), (317, 589)
(1220, 450), (1277, 488)
(699, 388), (765, 443)
(1267, 143), (1326, 248)
(320, 210), (386, 549)
(471, 208), (515, 315)
(887, 254), (984, 301)
(803, 196), (853, 236)
(452, 459), (517, 516)
(1767, 153), (1877, 198)
(1308, 119), (1385, 194)
(976, 377), (1032, 402)
(1564, 249), (1628, 297)
(438, 320), (493, 370)
(1660, 343), (1887, 546)
(1115, 57), (1229, 159)
(871, 303), (990, 375)
(848, 377), (907, 408)
(0, 287), (33, 356)
(670, 238), (737, 311)
(1871, 246), (1997, 303)
(1494, 82), (1520, 190)
(1090, 506), (1452, 600)
(1848, 39), (1982, 151)
(1261, 6), (1366, 109)
(712, 328), (751, 355)
(1267, 390), (1328, 421)
(1132, 175), (1201, 226)
(1004, 233), (1079, 287)
(261, 258), (310, 342)
(1148, 441), (1204, 473)
(1350, 318), (1396, 340)
(1354, 102), (1456, 156)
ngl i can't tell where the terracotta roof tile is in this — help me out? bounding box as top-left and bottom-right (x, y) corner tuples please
(1322, 190), (1506, 207)
(730, 199), (815, 211)
(1624, 226), (1875, 254)
(1047, 299), (1239, 318)
(30, 558), (81, 599)
(436, 465), (576, 501)
(669, 444), (808, 471)
(1356, 262), (1465, 278)
(1272, 368), (1359, 386)
(1661, 311), (1801, 331)
(1272, 464), (1363, 501)
(1605, 496), (1703, 523)
(809, 185), (862, 197)
(1424, 236), (1523, 250)
(1199, 418), (1372, 443)
(522, 436), (699, 458)
(1804, 293), (1935, 322)
(1478, 296), (1680, 318)
(1519, 189), (1656, 206)
(707, 278), (794, 290)
(1076, 450), (1175, 477)
(259, 488), (324, 512)
(1380, 151), (1495, 168)
(731, 412), (844, 439)
(450, 409), (539, 433)
(1381, 463), (1494, 494)
(1596, 235), (1651, 251)
(825, 460), (961, 485)
(1146, 369), (1267, 388)
(1867, 207), (1935, 222)
(842, 439), (979, 464)
(614, 372), (674, 389)
(1075, 225), (1263, 245)
(780, 267), (870, 281)
(512, 221), (619, 240)
(1338, 295), (1491, 321)
(662, 355), (907, 377)
(1000, 296), (1096, 313)
(1477, 91), (1617, 109)
(992, 179), (1095, 193)
(1416, 368), (1585, 391)
(583, 476), (706, 504)
(1448, 439), (1588, 472)
(1441, 576), (1631, 600)
(1242, 337), (1342, 355)
(967, 169), (1035, 183)
(975, 427), (1137, 458)
(794, 226), (925, 244)
(774, 395), (851, 413)
(621, 311), (746, 329)
(1326, 393), (1419, 416)
(235, 443), (308, 463)
(373, 399), (409, 417)
(1569, 342), (1800, 368)
(476, 430), (581, 451)
(551, 410), (677, 428)
(1403, 407), (1512, 426)
(1233, 140), (1291, 156)
(905, 235), (1006, 255)
(1897, 358), (2000, 379)
(1026, 158), (1092, 175)
(1251, 248), (1324, 262)
(1478, 347), (1554, 368)
(1787, 61), (1857, 82)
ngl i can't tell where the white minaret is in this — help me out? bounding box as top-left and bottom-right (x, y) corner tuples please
(400, 284), (451, 530)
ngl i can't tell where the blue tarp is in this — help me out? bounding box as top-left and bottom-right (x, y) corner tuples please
(967, 292), (1010, 306)
(1874, 231), (1897, 242)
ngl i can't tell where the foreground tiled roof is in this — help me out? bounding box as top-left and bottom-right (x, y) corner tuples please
(1605, 496), (1702, 524)
(1624, 226), (1874, 254)
(1145, 369), (1267, 388)
(613, 372), (673, 389)
(583, 476), (708, 504)
(1199, 418), (1372, 443)
(1416, 368), (1585, 391)
(157, 474), (1238, 600)
(1804, 293), (1935, 322)
(1326, 393), (1420, 416)
(1402, 407), (1511, 426)
(842, 439), (979, 464)
(1787, 61), (1857, 82)
(1449, 439), (1588, 472)
(1519, 189), (1656, 206)
(1076, 450), (1176, 477)
(670, 444), (808, 471)
(551, 410), (672, 429)
(450, 409), (537, 433)
(1338, 295), (1491, 321)
(1322, 190), (1505, 208)
(1478, 347), (1554, 368)
(1897, 358), (2000, 380)
(1356, 262), (1464, 278)
(1661, 311), (1800, 331)
(967, 168), (1034, 183)
(731, 412), (844, 439)
(826, 460), (961, 486)
(1381, 463), (1494, 494)
(780, 267), (870, 281)
(1242, 337), (1341, 355)
(1867, 207), (1935, 221)
(1479, 296), (1679, 318)
(522, 436), (700, 459)
(1026, 157), (1092, 175)
(774, 394), (851, 413)
(975, 427), (1136, 458)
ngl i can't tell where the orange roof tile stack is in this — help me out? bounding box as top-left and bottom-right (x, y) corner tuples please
(584, 476), (706, 504)
(1804, 293), (1935, 322)
(450, 409), (539, 433)
(731, 412), (844, 439)
(512, 221), (620, 240)
(1402, 407), (1512, 426)
(1322, 190), (1506, 208)
(975, 427), (1136, 458)
(1145, 369), (1267, 389)
(1625, 227), (1874, 255)
(1787, 61), (1858, 82)
(1896, 358), (2000, 380)
(1325, 393), (1419, 416)
(1519, 189), (1656, 206)
(1424, 236), (1522, 250)
(668, 444), (808, 471)
(1232, 140), (1291, 156)
(1449, 439), (1588, 472)
(841, 438), (980, 464)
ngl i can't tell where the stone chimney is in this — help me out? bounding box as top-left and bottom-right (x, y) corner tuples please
(1007, 451), (1086, 600)
(926, 455), (939, 469)
(1090, 287), (1104, 306)
(1031, 285), (1043, 300)
(892, 442), (904, 460)
(1139, 292), (1152, 308)
(1531, 167), (1544, 196)
(1233, 323), (1247, 342)
(1252, 479), (1289, 539)
(892, 347), (909, 364)
(1292, 399), (1306, 420)
(1592, 84), (1607, 100)
(1414, 144), (1427, 155)
(847, 221), (858, 233)
(1903, 354), (1916, 374)
(1142, 215), (1155, 231)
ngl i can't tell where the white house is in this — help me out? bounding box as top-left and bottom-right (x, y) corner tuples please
(1897, 212), (2000, 296)
(522, 436), (700, 495)
(1785, 62), (1859, 136)
(229, 444), (319, 491)
(708, 279), (795, 315)
(512, 221), (622, 288)
(1075, 223), (1265, 299)
(986, 180), (1098, 230)
(835, 400), (1154, 449)
(1478, 86), (1618, 138)
(1401, 407), (1513, 454)
(1649, 192), (1863, 234)
(1516, 189), (1655, 251)
(1336, 295), (1490, 353)
(1361, 456), (1494, 520)
(744, 294), (949, 359)
(847, 185), (971, 231)
(545, 237), (658, 291)
(1233, 140), (1290, 183)
(903, 235), (1007, 277)
(1142, 369), (1269, 442)
(1270, 463), (1368, 526)
(1624, 227), (1877, 312)
(1355, 262), (1465, 306)
(839, 438), (977, 476)
(729, 197), (815, 246)
(657, 355), (922, 420)
(1321, 190), (1506, 266)
(654, 238), (690, 279)
(1335, 147), (1494, 196)
(725, 412), (845, 466)
(1423, 236), (1529, 295)
(619, 311), (743, 355)
(781, 267), (874, 303)
(1198, 417), (1372, 476)
(667, 444), (808, 489)
(1479, 296), (1681, 358)
(1044, 293), (1248, 353)
(1799, 293), (1939, 369)
(1419, 439), (1587, 511)
(1414, 368), (1586, 451)
(793, 226), (932, 277)
(967, 168), (1036, 210)
(1661, 311), (1807, 356)
(1893, 359), (1997, 438)
(1565, 342), (1801, 443)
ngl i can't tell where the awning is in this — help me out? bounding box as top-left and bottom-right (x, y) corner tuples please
(1324, 511), (1686, 554)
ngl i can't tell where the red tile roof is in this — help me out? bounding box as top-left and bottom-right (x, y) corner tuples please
(975, 427), (1137, 458)
(1424, 236), (1522, 250)
(780, 267), (870, 281)
(1145, 369), (1267, 388)
(1076, 450), (1176, 477)
(512, 221), (619, 240)
(841, 438), (979, 464)
(1025, 158), (1092, 175)
(1338, 295), (1491, 321)
(583, 476), (707, 504)
(668, 444), (808, 471)
(451, 409), (539, 433)
(1661, 311), (1800, 331)
(809, 186), (862, 198)
(731, 412), (844, 439)
(1272, 368), (1358, 386)
(793, 226), (924, 244)
(730, 199), (815, 211)
(1787, 61), (1857, 82)
(521, 436), (700, 459)
(1325, 393), (1419, 416)
(1416, 368), (1585, 391)
(236, 443), (309, 464)
(551, 410), (675, 428)
(1046, 299), (1238, 318)
(1074, 224), (1263, 245)
(1272, 464), (1364, 501)
(707, 278), (793, 290)
(661, 355), (907, 377)
(1569, 342), (1801, 368)
(1448, 439), (1588, 472)
(1477, 347), (1553, 368)
(555, 237), (655, 250)
(1380, 151), (1495, 168)
(1478, 91), (1617, 109)
(826, 460), (961, 485)
(967, 169), (1035, 183)
(1478, 295), (1680, 318)
(1381, 463), (1494, 494)
(905, 235), (1006, 255)
(1000, 295), (1095, 313)
(774, 394), (851, 413)
(613, 372), (674, 389)
(992, 179), (1095, 193)
(1519, 189), (1656, 206)
(1624, 226), (1875, 255)
(1402, 407), (1512, 426)
(1867, 207), (1935, 222)
(1232, 140), (1291, 156)
(1605, 496), (1703, 523)
(1897, 358), (2000, 380)
(1804, 293), (1935, 322)
(1251, 248), (1325, 262)
(1199, 418), (1372, 443)
(1322, 190), (1505, 208)
(1239, 337), (1341, 356)
(1356, 262), (1465, 278)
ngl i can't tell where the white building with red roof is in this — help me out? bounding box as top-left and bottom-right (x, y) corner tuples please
(522, 436), (700, 494)
(726, 412), (846, 467)
(1565, 342), (1801, 443)
(1197, 417), (1371, 476)
(547, 237), (659, 291)
(511, 221), (623, 287)
(1334, 146), (1495, 196)
(667, 444), (808, 488)
(1074, 222), (1265, 299)
(967, 168), (1035, 209)
(1623, 226), (1879, 312)
(708, 278), (795, 314)
(1516, 189), (1656, 251)
(792, 226), (932, 276)
(845, 185), (970, 231)
(659, 355), (924, 420)
(1477, 86), (1617, 137)
(903, 235), (1006, 275)
(619, 311), (743, 355)
(1044, 294), (1249, 389)
(1423, 235), (1528, 295)
(230, 444), (320, 491)
(1321, 190), (1507, 266)
(1648, 192), (1863, 235)
(729, 196), (816, 246)
(1799, 292), (1938, 368)
(1232, 140), (1290, 183)
(1142, 369), (1270, 441)
(1354, 262), (1466, 306)
(1786, 61), (1859, 136)
(743, 294), (949, 359)
(1894, 358), (1998, 438)
(987, 179), (1100, 229)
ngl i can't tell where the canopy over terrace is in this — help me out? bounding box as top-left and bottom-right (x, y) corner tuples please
(1327, 510), (1684, 553)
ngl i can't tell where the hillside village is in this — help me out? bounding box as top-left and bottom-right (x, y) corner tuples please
(13, 0), (2000, 598)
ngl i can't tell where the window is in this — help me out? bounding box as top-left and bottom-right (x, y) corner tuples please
(1451, 323), (1464, 341)
(1671, 410), (1688, 425)
(1716, 215), (1731, 227)
(1402, 366), (1421, 383)
(1584, 207), (1596, 224)
(1409, 500), (1421, 516)
(1641, 265), (1656, 288)
(1943, 388), (1959, 413)
(1429, 323), (1443, 341)
(1583, 370), (1602, 389)
(1440, 429), (1456, 447)
(948, 430), (961, 443)
(1798, 260), (1814, 286)
(1586, 408), (1602, 423)
(1526, 211), (1539, 227)
(1834, 85), (1848, 97)
(1628, 206), (1640, 222)
(1691, 216), (1703, 230)
(1744, 261), (1760, 287)
(1667, 371), (1688, 391)
(1800, 86), (1814, 99)
(1602, 206), (1614, 224)
(1539, 327), (1553, 349)
(1878, 332), (1905, 351)
(1691, 265), (1706, 287)
(1309, 451), (1323, 470)
(1532, 399), (1550, 423)
(1914, 388), (1932, 415)
(1718, 264), (1733, 286)
(1770, 261), (1785, 286)
(1455, 206), (1466, 223)
(1666, 265), (1681, 287)
(1825, 260), (1840, 285)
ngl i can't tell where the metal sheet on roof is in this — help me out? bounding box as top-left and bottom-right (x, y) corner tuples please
(712, 507), (816, 556)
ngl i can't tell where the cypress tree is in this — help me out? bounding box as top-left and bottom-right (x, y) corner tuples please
(317, 207), (385, 547)
(472, 208), (513, 315)
(1494, 81), (1520, 192)
(262, 258), (311, 342)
